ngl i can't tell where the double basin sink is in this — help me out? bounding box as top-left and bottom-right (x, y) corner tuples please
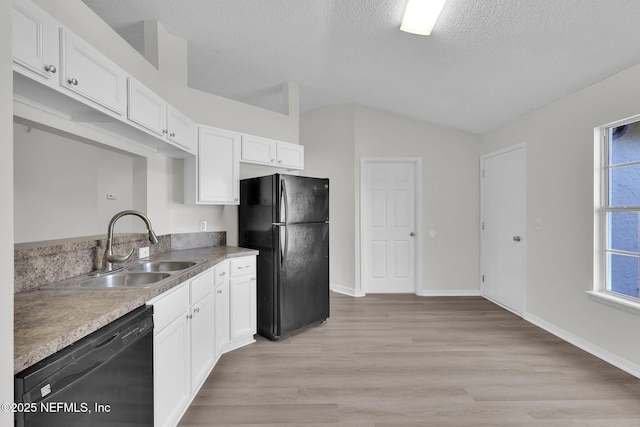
(43, 260), (206, 290)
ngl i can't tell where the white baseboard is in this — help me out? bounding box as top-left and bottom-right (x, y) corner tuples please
(418, 289), (481, 297)
(524, 312), (640, 380)
(330, 286), (480, 298)
(330, 284), (365, 297)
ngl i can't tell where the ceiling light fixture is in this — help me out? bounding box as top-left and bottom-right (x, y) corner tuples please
(400, 0), (447, 36)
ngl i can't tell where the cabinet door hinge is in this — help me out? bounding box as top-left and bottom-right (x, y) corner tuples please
(482, 274), (485, 283)
(481, 222), (485, 231)
(482, 169), (485, 178)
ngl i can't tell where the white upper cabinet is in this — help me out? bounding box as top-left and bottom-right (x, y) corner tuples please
(277, 141), (304, 169)
(241, 134), (277, 165)
(61, 29), (127, 116)
(127, 78), (196, 155)
(184, 126), (240, 205)
(241, 134), (304, 170)
(167, 105), (196, 153)
(12, 0), (60, 87)
(127, 78), (167, 137)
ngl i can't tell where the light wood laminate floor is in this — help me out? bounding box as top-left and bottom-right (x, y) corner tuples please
(179, 293), (640, 426)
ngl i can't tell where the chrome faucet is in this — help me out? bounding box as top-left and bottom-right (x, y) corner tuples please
(103, 210), (159, 271)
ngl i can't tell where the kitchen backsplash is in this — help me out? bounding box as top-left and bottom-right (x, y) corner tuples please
(14, 231), (226, 293)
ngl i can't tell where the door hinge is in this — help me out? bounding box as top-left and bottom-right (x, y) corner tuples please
(482, 274), (485, 283)
(482, 169), (485, 178)
(481, 222), (485, 231)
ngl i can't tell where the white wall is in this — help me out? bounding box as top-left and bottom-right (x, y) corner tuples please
(1, 0), (14, 422)
(13, 124), (141, 242)
(301, 105), (481, 295)
(481, 63), (640, 370)
(354, 107), (481, 295)
(301, 105), (356, 294)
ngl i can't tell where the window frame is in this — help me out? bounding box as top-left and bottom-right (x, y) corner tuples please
(591, 117), (640, 314)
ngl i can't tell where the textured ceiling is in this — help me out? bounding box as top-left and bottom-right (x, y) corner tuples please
(82, 0), (640, 134)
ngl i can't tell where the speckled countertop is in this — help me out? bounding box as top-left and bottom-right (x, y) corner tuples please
(14, 245), (258, 374)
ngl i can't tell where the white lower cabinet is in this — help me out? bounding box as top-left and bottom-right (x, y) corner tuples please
(152, 284), (190, 427)
(214, 262), (229, 358)
(228, 256), (257, 351)
(150, 258), (256, 427)
(189, 269), (215, 393)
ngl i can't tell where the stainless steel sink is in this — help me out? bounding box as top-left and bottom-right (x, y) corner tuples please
(125, 261), (198, 273)
(40, 259), (206, 290)
(78, 272), (170, 288)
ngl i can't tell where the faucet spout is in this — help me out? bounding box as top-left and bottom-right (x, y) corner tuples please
(104, 210), (158, 271)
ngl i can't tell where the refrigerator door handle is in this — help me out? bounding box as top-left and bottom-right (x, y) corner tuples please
(280, 178), (288, 224)
(279, 225), (288, 264)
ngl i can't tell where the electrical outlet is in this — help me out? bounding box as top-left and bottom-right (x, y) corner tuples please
(138, 247), (149, 258)
(200, 220), (207, 231)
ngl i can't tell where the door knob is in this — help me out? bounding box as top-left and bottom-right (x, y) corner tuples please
(513, 236), (521, 242)
(410, 232), (416, 237)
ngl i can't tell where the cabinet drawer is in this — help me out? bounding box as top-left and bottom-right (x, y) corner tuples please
(214, 262), (229, 286)
(152, 283), (189, 332)
(190, 269), (214, 304)
(229, 257), (256, 277)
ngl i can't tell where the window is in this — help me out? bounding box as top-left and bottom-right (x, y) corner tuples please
(599, 119), (640, 302)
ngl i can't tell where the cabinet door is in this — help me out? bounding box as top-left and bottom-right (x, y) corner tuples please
(167, 105), (196, 154)
(197, 126), (240, 204)
(214, 281), (229, 358)
(61, 29), (127, 115)
(12, 0), (59, 84)
(127, 77), (166, 136)
(154, 314), (190, 427)
(190, 294), (214, 393)
(241, 134), (277, 165)
(229, 275), (257, 341)
(276, 142), (305, 169)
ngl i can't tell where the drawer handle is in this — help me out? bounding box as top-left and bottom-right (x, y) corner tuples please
(219, 272), (226, 277)
(238, 265), (251, 269)
(217, 289), (223, 294)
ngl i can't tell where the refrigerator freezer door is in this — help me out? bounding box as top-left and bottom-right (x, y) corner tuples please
(278, 175), (329, 224)
(276, 222), (329, 338)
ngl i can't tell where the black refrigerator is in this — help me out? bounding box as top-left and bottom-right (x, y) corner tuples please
(239, 174), (329, 340)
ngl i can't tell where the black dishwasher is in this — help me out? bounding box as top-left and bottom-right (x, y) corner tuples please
(15, 305), (154, 427)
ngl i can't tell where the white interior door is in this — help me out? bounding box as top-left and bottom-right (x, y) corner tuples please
(481, 144), (526, 314)
(362, 160), (418, 293)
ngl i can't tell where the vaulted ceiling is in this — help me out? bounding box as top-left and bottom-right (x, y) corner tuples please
(82, 0), (640, 134)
